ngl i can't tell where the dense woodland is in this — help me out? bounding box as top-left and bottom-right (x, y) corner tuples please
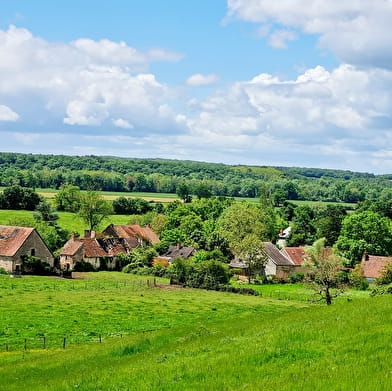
(1, 152), (392, 202)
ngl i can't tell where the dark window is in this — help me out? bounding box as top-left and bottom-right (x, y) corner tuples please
(31, 249), (35, 256)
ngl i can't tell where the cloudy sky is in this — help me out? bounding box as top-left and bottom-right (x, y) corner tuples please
(1, 0), (392, 173)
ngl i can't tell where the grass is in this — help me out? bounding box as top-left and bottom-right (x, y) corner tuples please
(0, 272), (390, 390)
(0, 210), (131, 235)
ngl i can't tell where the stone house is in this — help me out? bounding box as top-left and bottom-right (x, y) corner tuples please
(103, 224), (160, 245)
(229, 242), (296, 280)
(60, 224), (160, 271)
(156, 244), (196, 264)
(281, 246), (309, 273)
(0, 225), (54, 273)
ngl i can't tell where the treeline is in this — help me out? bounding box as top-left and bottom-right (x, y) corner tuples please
(0, 152), (391, 202)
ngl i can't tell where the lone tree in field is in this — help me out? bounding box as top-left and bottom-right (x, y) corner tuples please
(78, 191), (113, 231)
(305, 238), (347, 305)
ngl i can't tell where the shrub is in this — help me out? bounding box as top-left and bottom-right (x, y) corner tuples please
(21, 254), (52, 275)
(348, 264), (369, 290)
(288, 272), (305, 283)
(0, 267), (7, 275)
(376, 261), (392, 285)
(73, 261), (96, 272)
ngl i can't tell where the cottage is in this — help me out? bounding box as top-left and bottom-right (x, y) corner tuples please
(263, 242), (296, 279)
(59, 231), (138, 271)
(0, 225), (54, 273)
(229, 242), (296, 280)
(360, 253), (392, 281)
(103, 224), (160, 245)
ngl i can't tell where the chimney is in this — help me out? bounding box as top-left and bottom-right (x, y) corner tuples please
(84, 230), (91, 238)
(177, 242), (181, 250)
(363, 250), (369, 262)
(91, 230), (96, 239)
(71, 232), (75, 241)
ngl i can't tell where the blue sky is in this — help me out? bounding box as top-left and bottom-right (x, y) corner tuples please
(0, 1), (392, 173)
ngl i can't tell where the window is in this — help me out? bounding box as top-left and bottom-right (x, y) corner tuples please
(30, 249), (35, 256)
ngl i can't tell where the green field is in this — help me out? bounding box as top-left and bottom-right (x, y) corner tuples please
(0, 273), (390, 391)
(0, 209), (131, 235)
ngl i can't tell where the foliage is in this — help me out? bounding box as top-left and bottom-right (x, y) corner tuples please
(288, 272), (305, 284)
(169, 258), (230, 289)
(0, 185), (41, 210)
(54, 184), (81, 212)
(348, 264), (369, 290)
(21, 254), (52, 275)
(305, 238), (347, 305)
(335, 211), (392, 266)
(78, 191), (113, 230)
(112, 197), (152, 214)
(176, 183), (192, 203)
(33, 200), (59, 226)
(376, 261), (392, 285)
(73, 261), (96, 272)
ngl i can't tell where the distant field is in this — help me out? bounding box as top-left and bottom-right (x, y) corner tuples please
(289, 200), (356, 208)
(0, 272), (390, 391)
(0, 210), (131, 235)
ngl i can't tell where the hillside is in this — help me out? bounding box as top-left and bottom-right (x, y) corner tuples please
(0, 152), (391, 202)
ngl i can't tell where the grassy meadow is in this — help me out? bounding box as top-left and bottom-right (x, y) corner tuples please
(0, 272), (390, 391)
(0, 209), (131, 236)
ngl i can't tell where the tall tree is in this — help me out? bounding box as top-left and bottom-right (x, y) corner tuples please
(78, 191), (113, 231)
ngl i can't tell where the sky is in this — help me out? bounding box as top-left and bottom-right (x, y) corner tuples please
(0, 1), (392, 174)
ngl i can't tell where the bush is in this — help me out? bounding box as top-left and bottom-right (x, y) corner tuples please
(348, 264), (369, 290)
(21, 254), (52, 275)
(376, 261), (392, 285)
(288, 272), (305, 283)
(0, 267), (7, 275)
(73, 261), (96, 272)
(370, 284), (392, 296)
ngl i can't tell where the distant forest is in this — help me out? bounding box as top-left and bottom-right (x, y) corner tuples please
(0, 152), (391, 203)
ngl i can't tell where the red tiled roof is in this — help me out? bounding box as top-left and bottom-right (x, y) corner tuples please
(60, 239), (83, 256)
(105, 224), (160, 244)
(281, 247), (308, 266)
(0, 225), (35, 256)
(361, 255), (392, 279)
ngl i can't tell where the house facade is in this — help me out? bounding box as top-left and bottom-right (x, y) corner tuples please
(0, 225), (54, 273)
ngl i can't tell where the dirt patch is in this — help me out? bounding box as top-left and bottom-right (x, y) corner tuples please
(155, 283), (183, 290)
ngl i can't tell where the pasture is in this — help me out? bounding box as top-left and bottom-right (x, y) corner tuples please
(0, 272), (390, 391)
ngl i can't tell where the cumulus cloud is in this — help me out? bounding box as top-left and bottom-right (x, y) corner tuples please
(0, 105), (19, 121)
(112, 118), (134, 129)
(227, 0), (392, 68)
(184, 64), (392, 172)
(186, 73), (220, 86)
(0, 25), (184, 132)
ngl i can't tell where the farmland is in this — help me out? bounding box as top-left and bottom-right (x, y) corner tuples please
(0, 273), (390, 391)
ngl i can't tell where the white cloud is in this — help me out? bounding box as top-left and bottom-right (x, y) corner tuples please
(268, 29), (297, 49)
(0, 105), (19, 121)
(0, 25), (184, 132)
(186, 73), (220, 86)
(112, 118), (134, 129)
(227, 0), (392, 68)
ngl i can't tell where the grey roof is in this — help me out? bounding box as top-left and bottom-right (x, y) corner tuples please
(163, 245), (195, 259)
(263, 242), (294, 266)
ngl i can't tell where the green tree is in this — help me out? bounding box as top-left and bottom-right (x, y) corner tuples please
(235, 234), (268, 283)
(78, 191), (113, 231)
(305, 238), (347, 305)
(176, 183), (192, 203)
(335, 211), (392, 266)
(54, 184), (81, 212)
(34, 200), (59, 226)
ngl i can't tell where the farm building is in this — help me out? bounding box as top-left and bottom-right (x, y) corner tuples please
(360, 252), (392, 281)
(0, 225), (54, 273)
(229, 242), (297, 280)
(103, 224), (160, 245)
(60, 224), (160, 271)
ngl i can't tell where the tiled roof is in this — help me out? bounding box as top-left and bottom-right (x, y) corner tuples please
(361, 255), (392, 279)
(164, 245), (195, 259)
(61, 236), (137, 258)
(263, 242), (294, 266)
(0, 225), (35, 256)
(104, 224), (160, 244)
(60, 239), (83, 256)
(281, 247), (308, 266)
